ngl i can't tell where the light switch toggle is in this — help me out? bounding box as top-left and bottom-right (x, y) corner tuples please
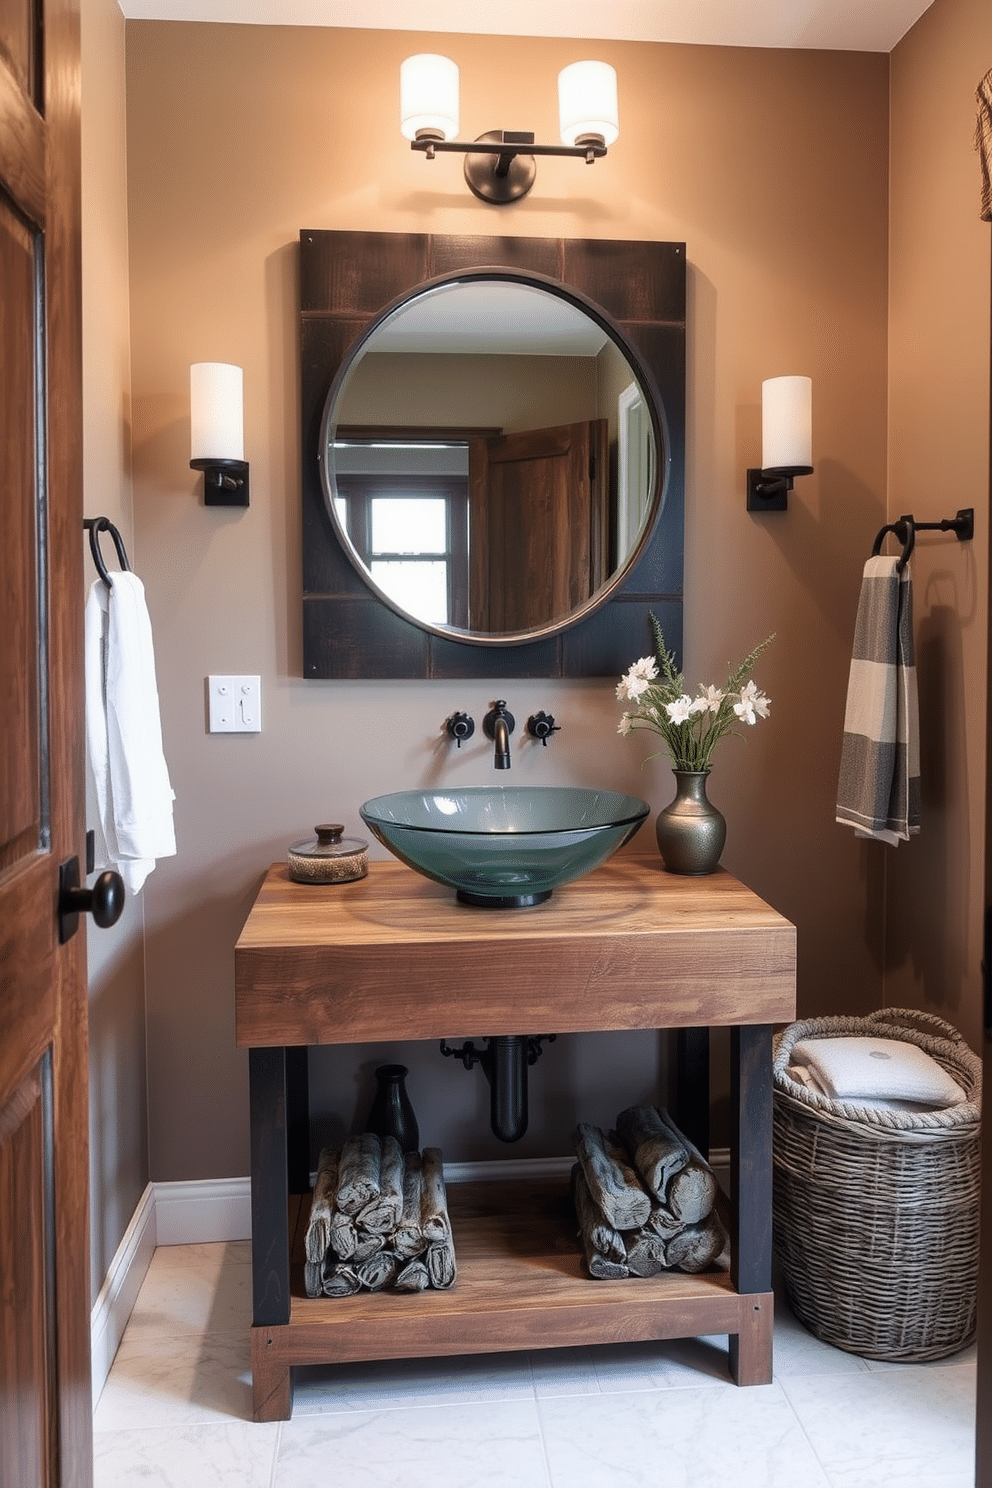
(208, 675), (261, 733)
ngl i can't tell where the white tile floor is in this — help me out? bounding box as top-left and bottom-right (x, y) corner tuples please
(93, 1241), (977, 1488)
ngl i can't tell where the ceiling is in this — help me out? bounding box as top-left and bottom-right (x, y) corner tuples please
(369, 282), (609, 358)
(117, 1), (935, 55)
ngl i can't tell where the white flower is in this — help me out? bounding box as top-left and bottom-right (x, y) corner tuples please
(615, 656), (659, 702)
(617, 712), (633, 736)
(665, 694), (695, 725)
(688, 696), (710, 716)
(733, 680), (771, 725)
(697, 684), (724, 714)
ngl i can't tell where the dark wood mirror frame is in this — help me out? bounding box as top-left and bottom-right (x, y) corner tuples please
(300, 229), (685, 680)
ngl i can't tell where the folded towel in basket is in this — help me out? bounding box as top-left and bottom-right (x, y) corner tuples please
(789, 1036), (966, 1108)
(835, 555), (920, 845)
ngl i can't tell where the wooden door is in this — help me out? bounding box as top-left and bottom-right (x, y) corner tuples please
(468, 419), (609, 632)
(0, 2), (92, 1486)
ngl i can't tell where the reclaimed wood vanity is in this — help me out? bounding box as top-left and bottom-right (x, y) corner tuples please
(235, 854), (796, 1422)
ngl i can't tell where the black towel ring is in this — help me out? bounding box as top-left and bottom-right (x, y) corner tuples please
(871, 515), (915, 572)
(870, 508), (974, 574)
(84, 517), (132, 588)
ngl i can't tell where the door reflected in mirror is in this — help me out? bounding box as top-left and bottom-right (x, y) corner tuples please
(322, 276), (663, 641)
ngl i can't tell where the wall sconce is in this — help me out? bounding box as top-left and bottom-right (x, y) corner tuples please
(400, 54), (619, 205)
(189, 362), (249, 507)
(746, 375), (813, 512)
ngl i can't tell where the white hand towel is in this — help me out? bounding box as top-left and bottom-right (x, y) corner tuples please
(85, 573), (176, 895)
(789, 1036), (965, 1108)
(835, 555), (920, 844)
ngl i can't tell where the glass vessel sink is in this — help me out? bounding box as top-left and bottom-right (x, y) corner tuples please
(359, 786), (649, 908)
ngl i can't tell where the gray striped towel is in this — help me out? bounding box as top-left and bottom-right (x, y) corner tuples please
(836, 555), (920, 844)
(976, 68), (992, 222)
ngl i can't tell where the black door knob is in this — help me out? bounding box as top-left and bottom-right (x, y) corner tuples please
(58, 856), (126, 944)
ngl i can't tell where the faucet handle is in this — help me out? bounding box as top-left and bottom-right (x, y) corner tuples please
(445, 711), (475, 747)
(527, 711), (560, 745)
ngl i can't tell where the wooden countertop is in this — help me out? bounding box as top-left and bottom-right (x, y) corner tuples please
(235, 855), (796, 1047)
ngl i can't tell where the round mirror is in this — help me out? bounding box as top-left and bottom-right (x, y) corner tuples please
(319, 273), (666, 644)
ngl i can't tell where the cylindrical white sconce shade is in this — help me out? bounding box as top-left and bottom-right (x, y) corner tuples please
(558, 61), (619, 147)
(400, 54), (459, 142)
(761, 375), (812, 470)
(190, 362), (244, 462)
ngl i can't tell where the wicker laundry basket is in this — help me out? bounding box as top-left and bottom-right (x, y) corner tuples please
(772, 1008), (981, 1362)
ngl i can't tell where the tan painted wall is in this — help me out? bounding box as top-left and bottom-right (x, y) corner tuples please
(337, 352), (598, 429)
(81, 0), (148, 1300)
(887, 0), (990, 1047)
(124, 23), (893, 1178)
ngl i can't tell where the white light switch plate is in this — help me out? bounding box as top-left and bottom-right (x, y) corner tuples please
(208, 675), (261, 733)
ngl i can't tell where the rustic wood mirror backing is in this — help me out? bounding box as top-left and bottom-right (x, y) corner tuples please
(301, 230), (685, 679)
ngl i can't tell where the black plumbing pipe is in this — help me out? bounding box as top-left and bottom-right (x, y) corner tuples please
(489, 1035), (528, 1143)
(439, 1033), (555, 1142)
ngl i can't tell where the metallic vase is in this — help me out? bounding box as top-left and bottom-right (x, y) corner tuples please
(655, 770), (726, 875)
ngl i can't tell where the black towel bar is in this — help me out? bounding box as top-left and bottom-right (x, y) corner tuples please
(84, 517), (132, 587)
(871, 508), (974, 571)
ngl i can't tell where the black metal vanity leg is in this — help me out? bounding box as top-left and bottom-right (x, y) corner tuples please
(674, 1027), (710, 1157)
(285, 1045), (310, 1196)
(249, 1045), (291, 1328)
(729, 1023), (773, 1296)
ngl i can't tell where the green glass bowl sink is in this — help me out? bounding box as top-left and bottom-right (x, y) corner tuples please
(359, 786), (649, 908)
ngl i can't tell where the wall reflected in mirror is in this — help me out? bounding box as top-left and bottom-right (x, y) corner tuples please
(322, 278), (660, 639)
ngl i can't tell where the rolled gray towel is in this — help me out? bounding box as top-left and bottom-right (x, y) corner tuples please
(323, 1264), (361, 1297)
(421, 1147), (452, 1243)
(395, 1258), (430, 1292)
(305, 1147), (339, 1263)
(426, 1238), (457, 1289)
(574, 1122), (650, 1231)
(571, 1163), (626, 1263)
(624, 1232), (668, 1277)
(615, 1106), (688, 1204)
(357, 1251), (399, 1292)
(328, 1211), (358, 1259)
(336, 1132), (382, 1215)
(357, 1135), (405, 1234)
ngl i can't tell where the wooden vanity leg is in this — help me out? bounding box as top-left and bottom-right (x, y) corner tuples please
(728, 1023), (774, 1385)
(249, 1046), (294, 1420)
(729, 1293), (774, 1386)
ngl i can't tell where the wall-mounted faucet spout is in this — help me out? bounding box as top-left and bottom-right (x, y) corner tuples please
(482, 701), (515, 770)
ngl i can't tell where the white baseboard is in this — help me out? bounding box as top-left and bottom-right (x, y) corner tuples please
(154, 1176), (253, 1246)
(90, 1183), (157, 1404)
(91, 1149), (732, 1406)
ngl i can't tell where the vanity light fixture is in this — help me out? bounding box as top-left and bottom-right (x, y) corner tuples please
(400, 54), (619, 205)
(190, 361), (250, 507)
(746, 375), (813, 512)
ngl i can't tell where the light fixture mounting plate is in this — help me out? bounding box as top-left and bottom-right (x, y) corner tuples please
(191, 457), (250, 507)
(464, 131), (536, 204)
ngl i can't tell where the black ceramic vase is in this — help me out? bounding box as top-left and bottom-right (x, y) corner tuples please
(365, 1063), (420, 1154)
(655, 770), (726, 875)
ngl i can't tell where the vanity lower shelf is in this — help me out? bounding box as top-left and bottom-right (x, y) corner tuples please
(250, 1175), (773, 1420)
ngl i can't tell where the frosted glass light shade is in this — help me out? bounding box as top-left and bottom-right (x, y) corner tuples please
(761, 375), (812, 470)
(190, 363), (244, 462)
(400, 54), (459, 142)
(558, 61), (619, 147)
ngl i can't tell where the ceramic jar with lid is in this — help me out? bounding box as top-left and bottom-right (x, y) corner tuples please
(287, 824), (368, 884)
